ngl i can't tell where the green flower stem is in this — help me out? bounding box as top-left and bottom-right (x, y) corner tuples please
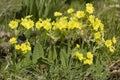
(34, 27), (37, 45)
(67, 39), (71, 54)
(12, 51), (17, 79)
(81, 38), (85, 49)
(92, 46), (100, 53)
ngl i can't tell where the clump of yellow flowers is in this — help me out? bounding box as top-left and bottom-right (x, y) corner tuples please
(9, 37), (17, 44)
(9, 3), (117, 58)
(21, 15), (34, 29)
(15, 40), (31, 54)
(74, 51), (93, 65)
(86, 3), (94, 14)
(73, 44), (93, 65)
(9, 37), (31, 54)
(105, 36), (117, 52)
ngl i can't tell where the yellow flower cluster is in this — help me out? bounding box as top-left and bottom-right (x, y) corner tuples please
(9, 3), (117, 56)
(88, 15), (95, 23)
(76, 11), (85, 18)
(35, 18), (52, 30)
(15, 40), (31, 54)
(9, 37), (31, 54)
(8, 3), (94, 31)
(53, 16), (68, 30)
(86, 3), (94, 14)
(74, 52), (83, 60)
(9, 37), (17, 44)
(86, 8), (105, 44)
(88, 15), (104, 32)
(105, 37), (117, 52)
(84, 52), (93, 65)
(9, 15), (34, 30)
(42, 19), (52, 30)
(52, 16), (83, 30)
(21, 15), (34, 29)
(94, 32), (101, 39)
(74, 51), (93, 65)
(51, 8), (85, 30)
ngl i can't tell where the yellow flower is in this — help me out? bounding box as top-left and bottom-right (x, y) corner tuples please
(92, 18), (101, 31)
(94, 32), (101, 39)
(67, 8), (74, 14)
(21, 18), (34, 29)
(54, 12), (62, 16)
(84, 59), (93, 65)
(75, 52), (83, 61)
(76, 44), (80, 48)
(76, 11), (85, 18)
(68, 20), (76, 29)
(21, 43), (28, 52)
(42, 19), (52, 30)
(86, 3), (94, 14)
(99, 23), (104, 31)
(9, 37), (17, 44)
(112, 36), (117, 44)
(28, 20), (34, 29)
(68, 20), (82, 29)
(88, 15), (95, 23)
(55, 17), (68, 29)
(25, 15), (33, 19)
(76, 22), (82, 29)
(87, 52), (93, 59)
(36, 21), (42, 29)
(20, 42), (31, 53)
(9, 20), (18, 29)
(109, 46), (115, 52)
(105, 40), (112, 47)
(15, 44), (21, 50)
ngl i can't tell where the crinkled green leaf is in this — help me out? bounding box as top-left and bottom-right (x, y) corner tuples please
(32, 43), (44, 64)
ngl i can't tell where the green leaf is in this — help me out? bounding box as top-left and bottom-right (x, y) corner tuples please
(48, 45), (57, 62)
(53, 46), (57, 61)
(60, 47), (69, 67)
(25, 29), (32, 38)
(18, 51), (32, 69)
(32, 43), (44, 64)
(48, 46), (53, 61)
